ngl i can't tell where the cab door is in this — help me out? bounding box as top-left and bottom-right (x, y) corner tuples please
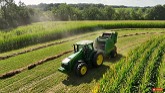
(83, 44), (93, 62)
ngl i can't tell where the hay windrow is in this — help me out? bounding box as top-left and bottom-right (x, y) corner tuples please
(0, 31), (161, 61)
(0, 50), (73, 79)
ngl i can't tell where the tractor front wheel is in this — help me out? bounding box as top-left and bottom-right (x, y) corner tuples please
(93, 52), (104, 67)
(75, 62), (88, 77)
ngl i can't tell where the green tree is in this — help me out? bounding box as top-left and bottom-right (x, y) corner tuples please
(130, 8), (144, 20)
(114, 8), (131, 20)
(104, 6), (115, 20)
(83, 6), (103, 20)
(0, 0), (35, 29)
(52, 3), (76, 20)
(146, 5), (165, 20)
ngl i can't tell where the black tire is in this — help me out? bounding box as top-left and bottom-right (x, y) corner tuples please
(111, 46), (117, 58)
(92, 52), (104, 67)
(75, 62), (88, 77)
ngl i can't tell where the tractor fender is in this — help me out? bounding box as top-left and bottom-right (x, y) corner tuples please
(73, 60), (86, 73)
(78, 60), (84, 63)
(73, 60), (84, 69)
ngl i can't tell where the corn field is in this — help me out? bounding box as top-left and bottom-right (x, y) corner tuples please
(98, 36), (165, 93)
(0, 21), (165, 53)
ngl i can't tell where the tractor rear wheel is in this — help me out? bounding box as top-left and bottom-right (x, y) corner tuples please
(75, 62), (88, 77)
(111, 46), (117, 58)
(93, 52), (104, 67)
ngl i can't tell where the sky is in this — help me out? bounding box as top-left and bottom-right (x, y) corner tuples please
(14, 0), (165, 7)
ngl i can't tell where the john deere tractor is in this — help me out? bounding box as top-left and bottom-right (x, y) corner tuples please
(58, 31), (118, 76)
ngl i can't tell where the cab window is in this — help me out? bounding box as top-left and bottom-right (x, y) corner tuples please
(74, 45), (83, 52)
(87, 44), (93, 50)
(78, 45), (83, 51)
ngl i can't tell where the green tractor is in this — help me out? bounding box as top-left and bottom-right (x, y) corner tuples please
(58, 31), (118, 76)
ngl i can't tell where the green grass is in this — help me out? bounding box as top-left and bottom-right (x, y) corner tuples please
(0, 29), (161, 75)
(0, 31), (99, 57)
(0, 53), (69, 92)
(0, 28), (164, 93)
(1, 28), (164, 57)
(0, 32), (98, 75)
(0, 21), (165, 52)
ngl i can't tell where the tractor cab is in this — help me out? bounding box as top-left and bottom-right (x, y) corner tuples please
(73, 40), (94, 53)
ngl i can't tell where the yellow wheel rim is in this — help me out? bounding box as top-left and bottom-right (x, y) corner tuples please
(97, 54), (103, 65)
(80, 66), (87, 75)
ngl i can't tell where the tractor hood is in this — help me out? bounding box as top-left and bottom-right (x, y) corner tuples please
(62, 57), (71, 64)
(62, 49), (82, 65)
(60, 49), (83, 73)
(61, 53), (77, 64)
(68, 52), (78, 59)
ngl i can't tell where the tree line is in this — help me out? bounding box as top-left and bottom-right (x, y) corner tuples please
(0, 0), (34, 29)
(0, 1), (165, 29)
(41, 3), (165, 20)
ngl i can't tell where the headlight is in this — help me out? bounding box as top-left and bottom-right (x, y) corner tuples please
(62, 58), (71, 64)
(61, 58), (71, 70)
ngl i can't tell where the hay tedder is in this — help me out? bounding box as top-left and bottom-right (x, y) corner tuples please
(58, 31), (118, 76)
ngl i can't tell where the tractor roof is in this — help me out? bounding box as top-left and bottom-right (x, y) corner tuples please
(75, 40), (93, 45)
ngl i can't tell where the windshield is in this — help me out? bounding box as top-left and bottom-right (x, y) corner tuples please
(88, 44), (93, 50)
(74, 45), (84, 52)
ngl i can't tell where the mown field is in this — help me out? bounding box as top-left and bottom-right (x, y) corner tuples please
(0, 21), (165, 93)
